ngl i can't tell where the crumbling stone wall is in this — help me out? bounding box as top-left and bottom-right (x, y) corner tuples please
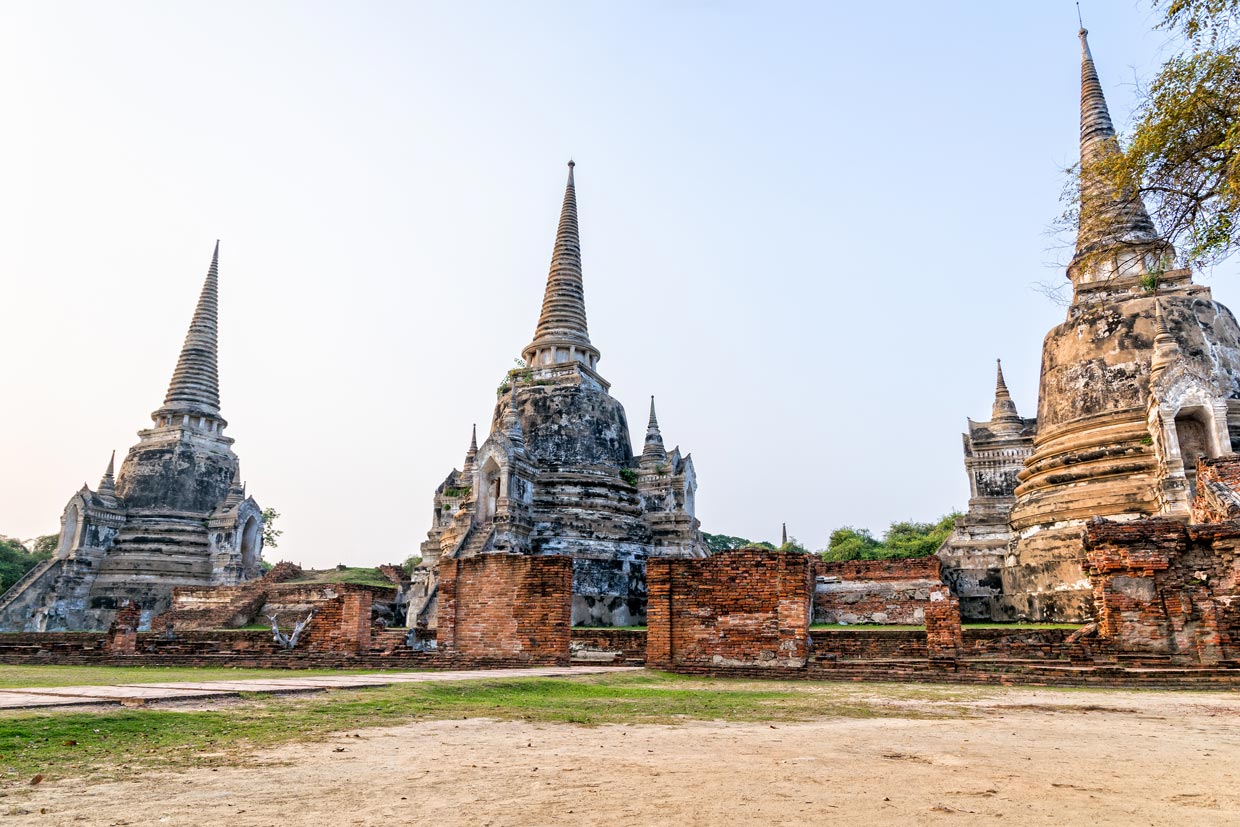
(813, 558), (945, 625)
(437, 554), (572, 665)
(156, 561), (302, 631)
(1082, 518), (1240, 664)
(104, 602), (141, 655)
(646, 548), (812, 670)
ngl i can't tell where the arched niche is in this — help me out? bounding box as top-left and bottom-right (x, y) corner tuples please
(240, 515), (261, 570)
(58, 505), (80, 559)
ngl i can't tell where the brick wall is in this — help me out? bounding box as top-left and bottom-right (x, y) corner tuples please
(925, 589), (964, 659)
(301, 587), (375, 653)
(1082, 518), (1240, 664)
(815, 558), (940, 582)
(646, 548), (812, 670)
(437, 554), (572, 666)
(105, 602), (141, 655)
(569, 627), (646, 665)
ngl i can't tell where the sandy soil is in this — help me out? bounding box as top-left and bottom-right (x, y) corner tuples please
(5, 687), (1240, 826)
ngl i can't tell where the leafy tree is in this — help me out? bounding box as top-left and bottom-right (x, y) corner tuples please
(403, 555), (423, 574)
(820, 514), (960, 562)
(261, 508), (282, 549)
(701, 532), (780, 552)
(1087, 1), (1240, 268)
(0, 537), (52, 593)
(33, 535), (58, 556)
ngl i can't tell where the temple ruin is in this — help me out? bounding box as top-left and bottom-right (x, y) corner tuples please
(0, 243), (265, 632)
(939, 29), (1240, 621)
(414, 162), (706, 627)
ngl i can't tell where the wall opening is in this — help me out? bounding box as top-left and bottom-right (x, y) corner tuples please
(58, 505), (79, 558)
(240, 515), (260, 569)
(1175, 407), (1216, 496)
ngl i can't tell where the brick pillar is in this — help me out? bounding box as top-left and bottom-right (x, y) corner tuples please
(437, 558), (458, 655)
(645, 559), (673, 668)
(105, 602), (141, 655)
(340, 590), (373, 653)
(776, 551), (813, 664)
(925, 589), (963, 662)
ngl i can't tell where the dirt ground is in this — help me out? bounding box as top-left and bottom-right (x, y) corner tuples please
(5, 686), (1240, 826)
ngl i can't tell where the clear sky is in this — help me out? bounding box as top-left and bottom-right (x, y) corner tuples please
(3, 1), (1237, 567)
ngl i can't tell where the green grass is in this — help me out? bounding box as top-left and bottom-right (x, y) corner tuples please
(283, 567), (395, 588)
(0, 671), (979, 784)
(0, 665), (386, 689)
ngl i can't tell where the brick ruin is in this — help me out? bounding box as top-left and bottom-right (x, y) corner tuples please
(1080, 456), (1240, 665)
(646, 549), (813, 670)
(437, 554), (573, 666)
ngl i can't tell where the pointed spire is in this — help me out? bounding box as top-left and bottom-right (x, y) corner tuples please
(781, 523), (788, 547)
(463, 424), (479, 474)
(1151, 301), (1182, 377)
(223, 463), (245, 508)
(990, 359), (1024, 431)
(98, 451), (116, 494)
(522, 162), (601, 371)
(159, 241), (222, 419)
(1072, 28), (1161, 272)
(503, 389), (525, 452)
(641, 395), (667, 465)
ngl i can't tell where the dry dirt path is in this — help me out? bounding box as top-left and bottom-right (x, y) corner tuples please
(0, 666), (637, 710)
(5, 686), (1240, 826)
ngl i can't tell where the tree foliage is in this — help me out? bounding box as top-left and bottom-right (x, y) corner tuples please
(819, 514), (960, 562)
(261, 508), (282, 550)
(1093, 1), (1240, 268)
(0, 537), (52, 593)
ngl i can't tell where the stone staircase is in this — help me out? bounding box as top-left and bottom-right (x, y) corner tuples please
(457, 526), (494, 557)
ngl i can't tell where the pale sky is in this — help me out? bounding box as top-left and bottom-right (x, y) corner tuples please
(3, 1), (1237, 568)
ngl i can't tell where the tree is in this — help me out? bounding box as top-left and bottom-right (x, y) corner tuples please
(1092, 1), (1240, 269)
(261, 508), (282, 549)
(0, 537), (52, 593)
(820, 514), (961, 562)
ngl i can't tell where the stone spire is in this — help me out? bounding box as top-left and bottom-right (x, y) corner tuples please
(641, 396), (667, 465)
(222, 463), (245, 508)
(502, 390), (525, 453)
(990, 359), (1025, 434)
(1071, 28), (1161, 276)
(1151, 301), (1182, 377)
(781, 523), (788, 547)
(157, 241), (223, 421)
(463, 424), (479, 474)
(522, 162), (601, 371)
(98, 451), (116, 496)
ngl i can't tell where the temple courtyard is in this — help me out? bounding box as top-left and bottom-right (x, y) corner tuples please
(0, 668), (1237, 826)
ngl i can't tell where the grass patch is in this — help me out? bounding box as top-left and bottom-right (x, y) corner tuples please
(0, 671), (978, 784)
(0, 665), (386, 689)
(283, 567), (395, 588)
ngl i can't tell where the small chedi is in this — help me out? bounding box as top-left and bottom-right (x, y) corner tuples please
(414, 162), (705, 627)
(939, 29), (1240, 621)
(0, 243), (264, 632)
